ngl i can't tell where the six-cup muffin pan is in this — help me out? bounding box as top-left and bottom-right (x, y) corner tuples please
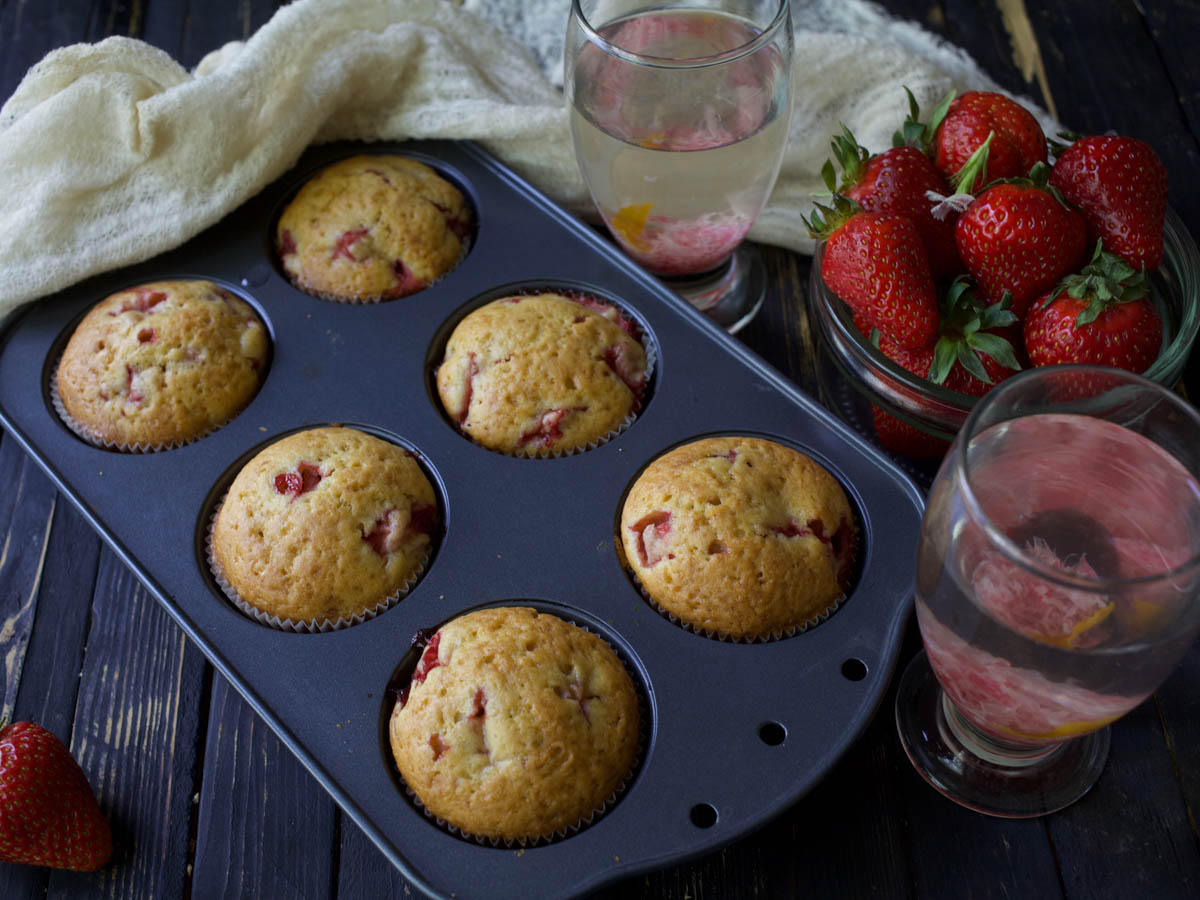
(0, 140), (924, 900)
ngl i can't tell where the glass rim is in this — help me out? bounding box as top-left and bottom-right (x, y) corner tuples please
(569, 0), (792, 69)
(954, 363), (1200, 590)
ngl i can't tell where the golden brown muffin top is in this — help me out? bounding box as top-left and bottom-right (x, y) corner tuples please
(390, 606), (640, 842)
(620, 436), (857, 640)
(276, 155), (472, 302)
(56, 280), (268, 449)
(435, 292), (648, 456)
(211, 427), (437, 626)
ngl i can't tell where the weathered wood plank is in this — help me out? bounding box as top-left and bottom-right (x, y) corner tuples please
(172, 0), (286, 70)
(1046, 686), (1200, 900)
(0, 439), (60, 724)
(0, 466), (100, 900)
(741, 248), (820, 400)
(190, 675), (338, 899)
(1153, 646), (1200, 869)
(1140, 3), (1200, 153)
(0, 0), (94, 103)
(337, 817), (413, 899)
(39, 548), (208, 900)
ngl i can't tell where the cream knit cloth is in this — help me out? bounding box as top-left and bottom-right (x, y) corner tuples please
(0, 0), (1052, 319)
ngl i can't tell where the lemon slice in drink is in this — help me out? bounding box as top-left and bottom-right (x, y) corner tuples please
(995, 713), (1123, 742)
(1030, 600), (1116, 649)
(611, 203), (654, 252)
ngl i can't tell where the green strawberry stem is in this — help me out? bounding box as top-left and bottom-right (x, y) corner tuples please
(925, 132), (994, 221)
(892, 86), (955, 154)
(803, 193), (862, 241)
(823, 125), (871, 195)
(1042, 240), (1149, 327)
(1047, 129), (1086, 159)
(949, 132), (994, 194)
(929, 279), (1020, 385)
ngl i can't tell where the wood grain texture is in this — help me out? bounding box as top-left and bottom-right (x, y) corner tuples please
(0, 439), (59, 725)
(1046, 694), (1200, 900)
(0, 457), (97, 900)
(190, 676), (338, 900)
(337, 818), (416, 899)
(43, 550), (208, 900)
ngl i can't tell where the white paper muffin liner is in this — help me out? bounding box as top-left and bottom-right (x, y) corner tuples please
(619, 536), (849, 643)
(391, 616), (647, 848)
(636, 575), (846, 643)
(205, 493), (430, 633)
(50, 358), (243, 454)
(447, 295), (659, 460)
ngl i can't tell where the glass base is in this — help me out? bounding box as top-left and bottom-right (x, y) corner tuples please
(659, 244), (765, 334)
(894, 650), (1111, 818)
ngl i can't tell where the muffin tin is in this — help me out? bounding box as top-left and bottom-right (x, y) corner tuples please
(0, 139), (924, 899)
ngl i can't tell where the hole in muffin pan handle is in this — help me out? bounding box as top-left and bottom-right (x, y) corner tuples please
(689, 803), (719, 829)
(841, 658), (869, 681)
(758, 721), (787, 746)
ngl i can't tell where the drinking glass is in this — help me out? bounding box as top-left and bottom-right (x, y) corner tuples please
(565, 0), (794, 333)
(895, 365), (1200, 817)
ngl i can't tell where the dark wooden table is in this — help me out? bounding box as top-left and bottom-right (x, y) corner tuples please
(2, 1), (1199, 897)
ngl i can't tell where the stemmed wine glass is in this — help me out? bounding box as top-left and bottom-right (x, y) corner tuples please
(565, 0), (794, 333)
(895, 365), (1200, 817)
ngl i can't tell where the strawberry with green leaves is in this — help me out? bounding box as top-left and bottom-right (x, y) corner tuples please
(807, 195), (939, 350)
(0, 721), (112, 871)
(1049, 134), (1169, 272)
(823, 126), (962, 277)
(868, 280), (1021, 460)
(875, 277), (1023, 397)
(956, 163), (1088, 317)
(895, 88), (1047, 191)
(1024, 242), (1163, 374)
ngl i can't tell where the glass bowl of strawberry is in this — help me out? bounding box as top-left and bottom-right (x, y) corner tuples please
(803, 94), (1200, 470)
(807, 206), (1200, 468)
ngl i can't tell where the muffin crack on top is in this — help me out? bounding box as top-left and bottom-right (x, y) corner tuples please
(620, 436), (858, 641)
(436, 292), (649, 456)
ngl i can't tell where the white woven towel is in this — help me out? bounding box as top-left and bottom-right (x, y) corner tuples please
(0, 0), (1053, 319)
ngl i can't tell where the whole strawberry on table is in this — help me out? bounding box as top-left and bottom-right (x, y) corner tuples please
(0, 721), (113, 872)
(809, 87), (1172, 461)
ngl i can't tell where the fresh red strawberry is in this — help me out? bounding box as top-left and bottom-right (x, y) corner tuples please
(1049, 134), (1168, 272)
(807, 196), (938, 349)
(0, 722), (112, 871)
(824, 126), (962, 277)
(936, 92), (1047, 190)
(870, 405), (951, 461)
(875, 277), (1022, 397)
(894, 89), (1047, 191)
(1024, 243), (1163, 373)
(956, 164), (1088, 316)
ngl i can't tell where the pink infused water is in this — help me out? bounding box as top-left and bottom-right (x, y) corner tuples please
(569, 9), (790, 275)
(916, 413), (1200, 745)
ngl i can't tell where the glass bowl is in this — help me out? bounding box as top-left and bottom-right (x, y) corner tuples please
(808, 208), (1200, 462)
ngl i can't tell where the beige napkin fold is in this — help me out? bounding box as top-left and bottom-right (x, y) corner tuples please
(0, 0), (1053, 319)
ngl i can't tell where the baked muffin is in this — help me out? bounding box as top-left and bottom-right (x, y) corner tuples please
(55, 280), (268, 449)
(435, 292), (648, 456)
(211, 426), (437, 628)
(620, 436), (857, 640)
(276, 155), (472, 302)
(389, 607), (639, 844)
